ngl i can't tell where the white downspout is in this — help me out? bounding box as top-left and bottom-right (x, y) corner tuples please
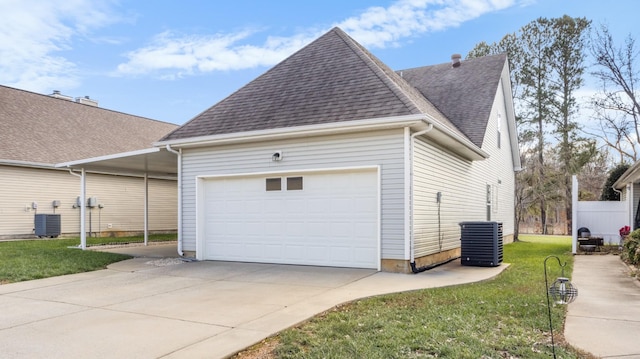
(409, 124), (434, 265)
(166, 145), (183, 256)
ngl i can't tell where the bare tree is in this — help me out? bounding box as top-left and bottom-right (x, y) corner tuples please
(590, 24), (640, 163)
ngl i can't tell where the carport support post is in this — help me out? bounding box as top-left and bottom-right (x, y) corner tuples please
(80, 168), (87, 250)
(144, 173), (148, 246)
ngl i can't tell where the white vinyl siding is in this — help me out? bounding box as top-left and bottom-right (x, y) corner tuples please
(632, 183), (640, 228)
(0, 165), (177, 238)
(180, 129), (406, 259)
(412, 73), (517, 255)
(470, 76), (517, 237)
(413, 139), (472, 256)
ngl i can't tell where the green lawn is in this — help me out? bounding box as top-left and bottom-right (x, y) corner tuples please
(236, 235), (592, 359)
(0, 234), (175, 284)
(2, 234), (591, 358)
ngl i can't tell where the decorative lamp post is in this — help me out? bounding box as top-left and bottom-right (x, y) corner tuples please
(544, 255), (578, 358)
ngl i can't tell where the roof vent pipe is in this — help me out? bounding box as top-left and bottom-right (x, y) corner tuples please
(451, 54), (462, 68)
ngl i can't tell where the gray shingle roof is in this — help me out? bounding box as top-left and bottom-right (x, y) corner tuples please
(161, 28), (507, 148)
(162, 27), (465, 142)
(399, 53), (508, 147)
(0, 85), (178, 164)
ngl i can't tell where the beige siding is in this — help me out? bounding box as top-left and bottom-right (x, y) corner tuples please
(0, 165), (177, 238)
(180, 129), (407, 259)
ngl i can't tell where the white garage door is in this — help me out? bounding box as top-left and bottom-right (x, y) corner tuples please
(201, 169), (379, 268)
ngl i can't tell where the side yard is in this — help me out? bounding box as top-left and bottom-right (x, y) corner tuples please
(0, 234), (175, 283)
(234, 235), (595, 359)
(1, 234), (597, 358)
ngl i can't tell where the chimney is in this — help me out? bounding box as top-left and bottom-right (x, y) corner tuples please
(50, 90), (74, 101)
(75, 95), (99, 107)
(451, 53), (462, 68)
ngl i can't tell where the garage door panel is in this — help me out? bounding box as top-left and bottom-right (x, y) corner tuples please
(202, 169), (378, 269)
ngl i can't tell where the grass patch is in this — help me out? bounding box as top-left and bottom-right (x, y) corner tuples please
(236, 235), (589, 359)
(0, 233), (175, 284)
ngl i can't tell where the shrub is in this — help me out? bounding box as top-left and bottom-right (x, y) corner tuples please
(622, 229), (640, 266)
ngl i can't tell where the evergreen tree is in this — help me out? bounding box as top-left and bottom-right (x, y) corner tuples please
(601, 163), (630, 201)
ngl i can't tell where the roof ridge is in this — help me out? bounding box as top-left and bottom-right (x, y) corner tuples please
(331, 28), (467, 138)
(397, 53), (509, 147)
(399, 52), (507, 73)
(331, 28), (421, 115)
(0, 84), (175, 126)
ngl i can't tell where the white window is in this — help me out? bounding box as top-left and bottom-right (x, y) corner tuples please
(266, 178), (282, 191)
(497, 112), (502, 149)
(266, 177), (304, 191)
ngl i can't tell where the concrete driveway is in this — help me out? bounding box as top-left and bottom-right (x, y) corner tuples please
(0, 245), (507, 358)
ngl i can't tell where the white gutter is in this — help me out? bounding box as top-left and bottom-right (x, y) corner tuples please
(421, 114), (488, 160)
(57, 147), (162, 168)
(408, 124), (434, 264)
(157, 114), (428, 148)
(165, 145), (183, 256)
(158, 113), (487, 162)
(0, 159), (56, 169)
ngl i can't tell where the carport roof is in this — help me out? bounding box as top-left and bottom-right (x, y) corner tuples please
(56, 147), (177, 179)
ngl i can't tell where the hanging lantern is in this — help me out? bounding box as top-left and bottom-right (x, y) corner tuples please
(544, 255), (579, 359)
(548, 277), (578, 305)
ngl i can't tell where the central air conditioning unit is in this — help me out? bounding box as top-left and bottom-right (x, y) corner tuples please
(35, 214), (61, 238)
(459, 221), (503, 267)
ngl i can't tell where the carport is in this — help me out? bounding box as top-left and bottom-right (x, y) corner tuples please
(56, 146), (180, 252)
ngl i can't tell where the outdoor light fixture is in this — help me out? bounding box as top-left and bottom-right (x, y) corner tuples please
(271, 150), (283, 161)
(548, 277), (578, 305)
(544, 255), (578, 358)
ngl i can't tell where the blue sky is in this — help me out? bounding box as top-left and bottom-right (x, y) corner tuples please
(1, 0), (637, 125)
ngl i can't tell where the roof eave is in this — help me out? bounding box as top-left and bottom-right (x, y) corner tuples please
(156, 114), (487, 161)
(0, 159), (56, 169)
(614, 161), (640, 189)
(500, 59), (522, 170)
(156, 114), (428, 148)
(417, 115), (489, 161)
(55, 147), (178, 179)
(56, 147), (162, 168)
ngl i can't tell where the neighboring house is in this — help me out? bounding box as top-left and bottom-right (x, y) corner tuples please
(0, 85), (178, 239)
(154, 27), (520, 272)
(614, 162), (640, 230)
(570, 170), (635, 253)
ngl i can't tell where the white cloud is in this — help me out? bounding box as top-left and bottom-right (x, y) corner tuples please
(115, 29), (317, 78)
(0, 0), (519, 87)
(0, 0), (120, 92)
(116, 0), (518, 78)
(337, 0), (515, 48)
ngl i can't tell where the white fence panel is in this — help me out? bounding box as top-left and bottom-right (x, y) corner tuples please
(576, 201), (627, 244)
